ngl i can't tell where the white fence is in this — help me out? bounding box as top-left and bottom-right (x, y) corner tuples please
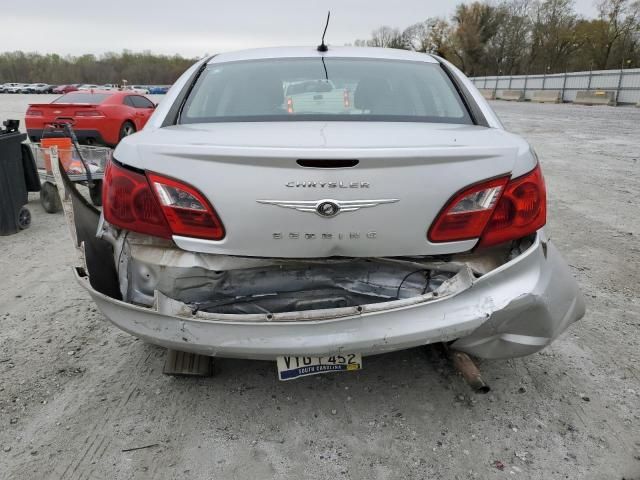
(471, 68), (640, 104)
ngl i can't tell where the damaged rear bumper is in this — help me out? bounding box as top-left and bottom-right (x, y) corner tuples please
(73, 233), (585, 360)
(53, 157), (584, 361)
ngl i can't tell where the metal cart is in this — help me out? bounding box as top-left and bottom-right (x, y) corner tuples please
(29, 121), (111, 213)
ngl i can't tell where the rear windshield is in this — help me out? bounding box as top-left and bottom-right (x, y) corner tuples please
(54, 93), (110, 104)
(180, 58), (472, 124)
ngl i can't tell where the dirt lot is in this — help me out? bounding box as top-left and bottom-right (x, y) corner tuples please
(1, 96), (639, 480)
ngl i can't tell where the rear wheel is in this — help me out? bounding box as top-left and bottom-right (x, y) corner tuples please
(40, 182), (62, 213)
(119, 121), (136, 141)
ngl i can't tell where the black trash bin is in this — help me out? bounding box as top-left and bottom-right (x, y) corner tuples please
(0, 119), (40, 236)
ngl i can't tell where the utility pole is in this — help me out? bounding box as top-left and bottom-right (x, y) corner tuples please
(542, 65), (550, 90)
(616, 59), (632, 104)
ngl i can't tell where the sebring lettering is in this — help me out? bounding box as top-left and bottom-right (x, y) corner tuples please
(272, 231), (377, 240)
(285, 181), (370, 188)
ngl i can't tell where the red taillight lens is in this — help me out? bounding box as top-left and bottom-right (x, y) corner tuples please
(26, 109), (43, 116)
(287, 97), (294, 114)
(103, 161), (172, 238)
(343, 89), (350, 108)
(75, 110), (103, 117)
(428, 164), (546, 247)
(103, 162), (226, 240)
(479, 164), (546, 247)
(147, 172), (225, 240)
(428, 176), (509, 242)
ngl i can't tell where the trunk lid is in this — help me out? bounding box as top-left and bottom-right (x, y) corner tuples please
(26, 103), (102, 128)
(118, 122), (532, 258)
(28, 103), (100, 115)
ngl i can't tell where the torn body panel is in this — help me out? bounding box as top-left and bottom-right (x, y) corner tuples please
(112, 231), (473, 313)
(58, 157), (585, 361)
(72, 232), (583, 360)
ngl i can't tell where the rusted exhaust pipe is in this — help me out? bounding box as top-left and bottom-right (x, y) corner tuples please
(447, 348), (490, 394)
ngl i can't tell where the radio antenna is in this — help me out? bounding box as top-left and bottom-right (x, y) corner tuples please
(321, 56), (329, 81)
(317, 11), (330, 52)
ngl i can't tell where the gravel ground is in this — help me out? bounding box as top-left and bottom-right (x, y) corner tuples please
(0, 95), (639, 480)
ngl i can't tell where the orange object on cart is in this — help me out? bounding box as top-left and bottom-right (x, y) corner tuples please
(41, 137), (73, 174)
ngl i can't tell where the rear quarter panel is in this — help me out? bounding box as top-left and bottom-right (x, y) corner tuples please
(101, 101), (130, 145)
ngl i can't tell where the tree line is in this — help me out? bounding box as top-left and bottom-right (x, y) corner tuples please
(354, 0), (640, 76)
(0, 50), (196, 84)
(1, 0), (638, 83)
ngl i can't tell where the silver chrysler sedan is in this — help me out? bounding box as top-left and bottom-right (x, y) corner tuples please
(59, 46), (585, 380)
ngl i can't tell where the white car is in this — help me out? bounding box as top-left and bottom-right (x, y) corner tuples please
(23, 83), (52, 93)
(78, 84), (99, 91)
(61, 47), (584, 381)
(284, 79), (351, 114)
(122, 85), (150, 94)
(4, 83), (29, 93)
(0, 82), (18, 93)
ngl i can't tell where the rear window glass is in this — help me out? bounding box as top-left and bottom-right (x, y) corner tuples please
(129, 95), (154, 108)
(54, 93), (110, 104)
(180, 58), (472, 124)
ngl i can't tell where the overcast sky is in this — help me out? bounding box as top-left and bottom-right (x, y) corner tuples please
(1, 0), (598, 57)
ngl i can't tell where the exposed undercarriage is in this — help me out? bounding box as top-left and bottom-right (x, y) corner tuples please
(102, 227), (533, 317)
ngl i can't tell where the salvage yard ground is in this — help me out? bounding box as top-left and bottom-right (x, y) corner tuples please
(0, 97), (639, 479)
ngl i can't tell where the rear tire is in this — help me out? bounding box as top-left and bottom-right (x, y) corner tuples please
(40, 182), (62, 213)
(119, 121), (136, 141)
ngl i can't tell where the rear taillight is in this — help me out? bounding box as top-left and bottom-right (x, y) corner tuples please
(428, 176), (509, 242)
(287, 97), (294, 114)
(428, 164), (546, 247)
(103, 161), (172, 239)
(26, 109), (43, 116)
(103, 161), (226, 240)
(478, 164), (546, 247)
(343, 89), (350, 108)
(147, 173), (225, 240)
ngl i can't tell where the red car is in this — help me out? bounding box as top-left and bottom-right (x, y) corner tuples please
(51, 84), (79, 94)
(26, 90), (156, 147)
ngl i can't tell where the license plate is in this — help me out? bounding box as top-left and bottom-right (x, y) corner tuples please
(276, 354), (362, 381)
